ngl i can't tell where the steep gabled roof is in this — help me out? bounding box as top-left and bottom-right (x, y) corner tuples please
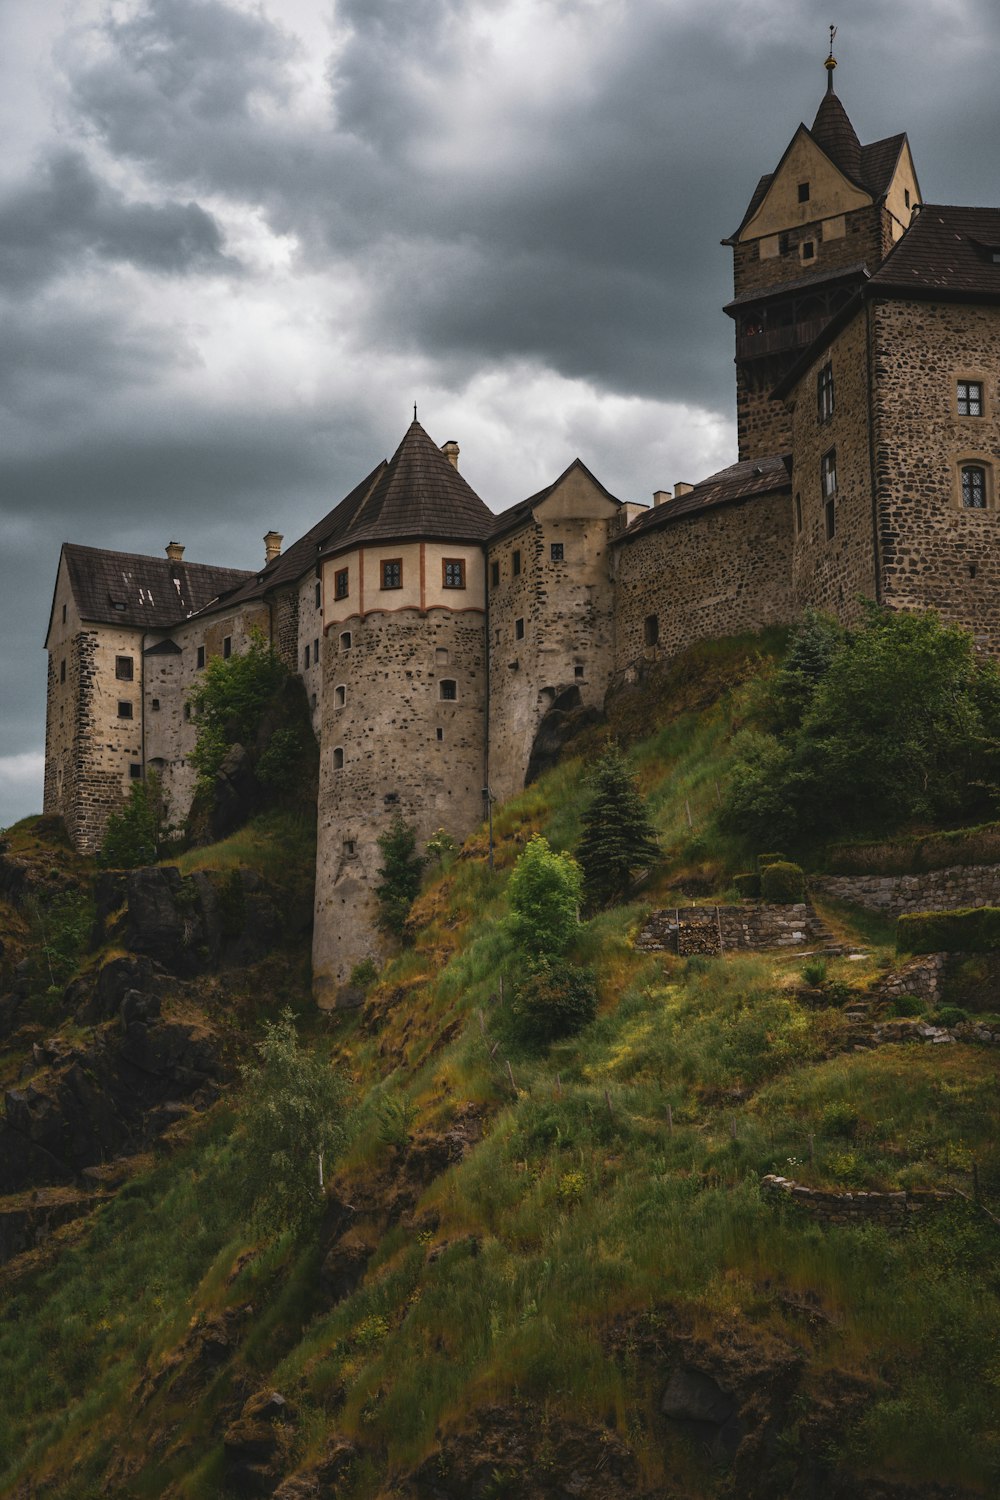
(614, 454), (790, 542)
(57, 545), (252, 632)
(322, 421), (494, 554)
(195, 462), (387, 617)
(489, 458), (623, 541)
(868, 204), (1000, 297)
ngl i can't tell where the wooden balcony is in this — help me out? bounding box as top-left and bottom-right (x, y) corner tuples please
(736, 316), (829, 361)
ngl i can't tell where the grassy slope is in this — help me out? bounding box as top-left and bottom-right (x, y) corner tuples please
(2, 637), (1000, 1497)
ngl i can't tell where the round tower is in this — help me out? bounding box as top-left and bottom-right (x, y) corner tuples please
(312, 420), (494, 1004)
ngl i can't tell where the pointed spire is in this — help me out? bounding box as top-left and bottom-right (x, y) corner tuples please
(811, 31), (863, 183)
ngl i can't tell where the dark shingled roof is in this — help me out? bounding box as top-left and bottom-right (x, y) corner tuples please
(60, 545), (252, 631)
(724, 261), (869, 313)
(811, 86), (863, 181)
(615, 454), (790, 542)
(489, 458), (623, 540)
(869, 204), (1000, 298)
(199, 462), (387, 616)
(323, 421), (494, 554)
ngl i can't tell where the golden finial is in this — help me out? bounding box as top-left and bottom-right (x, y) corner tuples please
(825, 24), (838, 89)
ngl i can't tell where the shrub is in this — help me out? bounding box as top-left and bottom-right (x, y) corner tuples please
(733, 872), (760, 898)
(506, 835), (582, 959)
(897, 907), (1000, 955)
(933, 1005), (969, 1028)
(23, 889), (94, 996)
(375, 812), (426, 936)
(802, 957), (828, 987)
(508, 959), (598, 1049)
(757, 852), (787, 869)
(760, 860), (806, 903)
(349, 957), (379, 991)
(188, 630), (288, 786)
(890, 993), (926, 1017)
(98, 774), (163, 869)
(576, 743), (660, 908)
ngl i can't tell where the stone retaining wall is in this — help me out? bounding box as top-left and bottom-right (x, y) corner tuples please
(637, 903), (828, 956)
(761, 1174), (954, 1228)
(810, 863), (1000, 918)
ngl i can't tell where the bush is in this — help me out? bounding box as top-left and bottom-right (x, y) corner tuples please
(760, 860), (806, 903)
(757, 852), (787, 869)
(890, 993), (926, 1017)
(375, 812), (426, 936)
(349, 957), (379, 991)
(897, 907), (1000, 955)
(506, 835), (582, 959)
(933, 1005), (969, 1028)
(188, 630), (288, 786)
(733, 872), (760, 899)
(802, 957), (828, 987)
(508, 960), (598, 1049)
(99, 775), (163, 869)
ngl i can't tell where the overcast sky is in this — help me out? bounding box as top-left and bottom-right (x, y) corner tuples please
(2, 0), (998, 826)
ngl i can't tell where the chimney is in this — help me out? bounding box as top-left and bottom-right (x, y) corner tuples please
(441, 440), (460, 469)
(166, 541), (184, 563)
(653, 489), (672, 507)
(264, 530), (283, 564)
(674, 481), (694, 496)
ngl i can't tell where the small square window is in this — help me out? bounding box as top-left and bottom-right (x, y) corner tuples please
(798, 181), (810, 203)
(515, 618), (525, 640)
(223, 636), (232, 659)
(490, 560), (500, 588)
(381, 558), (402, 590)
(439, 679), (457, 701)
(343, 838), (356, 855)
(118, 701), (133, 719)
(197, 645), (205, 669)
(151, 697), (160, 711)
(958, 380), (983, 417)
(550, 543), (564, 561)
(60, 659), (66, 683)
(115, 655), (133, 681)
(443, 558), (466, 589)
(574, 664), (584, 678)
(335, 567), (349, 600)
(315, 581), (321, 609)
(129, 763), (142, 780)
(340, 631), (352, 650)
(512, 549), (521, 577)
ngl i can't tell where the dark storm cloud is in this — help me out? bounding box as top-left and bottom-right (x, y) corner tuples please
(0, 149), (235, 293)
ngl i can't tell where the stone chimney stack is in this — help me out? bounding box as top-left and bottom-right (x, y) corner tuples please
(652, 490), (672, 507)
(264, 530), (283, 564)
(166, 541), (184, 563)
(674, 482), (694, 497)
(441, 440), (460, 469)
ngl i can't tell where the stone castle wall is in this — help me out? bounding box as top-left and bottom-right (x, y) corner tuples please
(312, 606), (487, 1000)
(789, 310), (878, 620)
(871, 300), (1000, 647)
(612, 492), (796, 677)
(487, 511), (616, 807)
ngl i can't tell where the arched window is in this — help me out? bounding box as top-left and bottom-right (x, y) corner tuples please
(333, 747), (344, 770)
(335, 684), (346, 707)
(340, 631), (352, 651)
(962, 464), (987, 509)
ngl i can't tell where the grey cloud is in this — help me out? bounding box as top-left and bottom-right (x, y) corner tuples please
(0, 149), (235, 293)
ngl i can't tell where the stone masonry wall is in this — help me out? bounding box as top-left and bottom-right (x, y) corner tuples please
(811, 862), (1000, 917)
(732, 204), (884, 302)
(313, 607), (487, 1000)
(487, 514), (616, 806)
(761, 1174), (953, 1228)
(636, 903), (827, 955)
(871, 299), (1000, 649)
(612, 494), (796, 679)
(789, 309), (878, 620)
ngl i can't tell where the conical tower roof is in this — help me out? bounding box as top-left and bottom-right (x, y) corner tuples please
(810, 73), (863, 183)
(334, 420), (494, 551)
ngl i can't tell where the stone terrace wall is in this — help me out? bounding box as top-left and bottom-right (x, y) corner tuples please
(811, 863), (1000, 918)
(636, 903), (828, 956)
(761, 1174), (954, 1229)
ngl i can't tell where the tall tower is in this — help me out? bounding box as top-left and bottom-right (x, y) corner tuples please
(723, 46), (921, 460)
(311, 420), (495, 1004)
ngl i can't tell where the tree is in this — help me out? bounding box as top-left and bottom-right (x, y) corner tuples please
(375, 811), (426, 935)
(98, 773), (163, 868)
(576, 744), (660, 908)
(506, 834), (582, 958)
(236, 1008), (346, 1231)
(188, 630), (288, 787)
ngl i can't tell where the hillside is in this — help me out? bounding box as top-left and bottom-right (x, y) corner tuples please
(1, 635), (999, 1499)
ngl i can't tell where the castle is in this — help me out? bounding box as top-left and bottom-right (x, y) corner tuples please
(43, 59), (1000, 1003)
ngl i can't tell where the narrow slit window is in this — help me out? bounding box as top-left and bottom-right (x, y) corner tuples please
(304, 645), (310, 669)
(333, 747), (344, 770)
(798, 181), (810, 203)
(315, 581), (322, 609)
(197, 645), (205, 669)
(490, 560), (500, 588)
(817, 363), (834, 422)
(223, 636), (232, 659)
(512, 549), (521, 577)
(821, 448), (837, 499)
(60, 659), (66, 683)
(335, 567), (349, 600)
(335, 684), (346, 707)
(825, 498), (837, 540)
(515, 617), (525, 640)
(795, 493), (803, 533)
(644, 614), (659, 647)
